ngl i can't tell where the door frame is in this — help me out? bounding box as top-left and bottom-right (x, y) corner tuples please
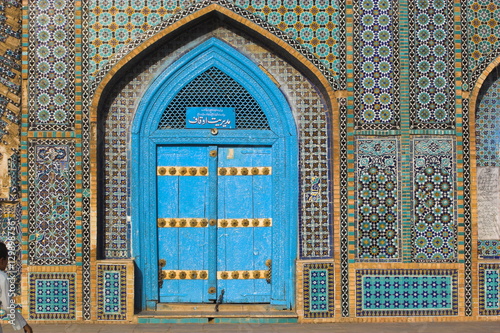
(131, 38), (298, 310)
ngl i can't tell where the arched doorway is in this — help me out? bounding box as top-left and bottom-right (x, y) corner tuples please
(131, 38), (298, 310)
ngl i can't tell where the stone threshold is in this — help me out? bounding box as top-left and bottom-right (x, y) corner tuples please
(137, 303), (298, 323)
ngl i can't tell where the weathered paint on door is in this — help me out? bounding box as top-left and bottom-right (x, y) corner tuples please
(157, 146), (212, 302)
(217, 147), (272, 303)
(157, 146), (273, 303)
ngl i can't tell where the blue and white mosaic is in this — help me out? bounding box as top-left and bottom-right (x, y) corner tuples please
(476, 76), (500, 167)
(28, 141), (76, 265)
(303, 263), (334, 318)
(354, 0), (399, 130)
(97, 264), (127, 320)
(356, 138), (399, 260)
(29, 0), (75, 130)
(29, 273), (75, 320)
(479, 264), (500, 315)
(411, 138), (456, 262)
(356, 269), (458, 316)
(479, 240), (500, 259)
(409, 0), (455, 129)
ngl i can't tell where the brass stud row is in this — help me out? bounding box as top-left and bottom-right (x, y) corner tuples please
(162, 270), (209, 280)
(218, 218), (272, 228)
(158, 218), (209, 228)
(217, 270), (270, 280)
(218, 167), (272, 176)
(157, 166), (208, 176)
(158, 218), (272, 228)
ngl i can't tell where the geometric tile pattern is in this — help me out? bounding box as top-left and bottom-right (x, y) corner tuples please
(28, 140), (76, 265)
(356, 269), (458, 316)
(409, 0), (455, 129)
(29, 273), (76, 320)
(88, 0), (344, 81)
(353, 0), (400, 130)
(479, 264), (500, 315)
(355, 138), (400, 260)
(303, 263), (334, 318)
(468, 1), (500, 76)
(411, 138), (456, 262)
(97, 264), (127, 320)
(28, 0), (75, 130)
(479, 240), (500, 259)
(476, 76), (500, 167)
(462, 94), (473, 316)
(338, 98), (349, 317)
(101, 26), (332, 259)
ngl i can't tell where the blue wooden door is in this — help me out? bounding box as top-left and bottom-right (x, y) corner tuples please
(157, 146), (273, 303)
(157, 146), (214, 303)
(217, 147), (272, 303)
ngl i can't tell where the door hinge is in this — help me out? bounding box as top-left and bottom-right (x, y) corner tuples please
(265, 259), (272, 284)
(158, 259), (166, 289)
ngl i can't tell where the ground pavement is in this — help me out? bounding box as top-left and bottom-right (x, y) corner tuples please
(1, 321), (499, 333)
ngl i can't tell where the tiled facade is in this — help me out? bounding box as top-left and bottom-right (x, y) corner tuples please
(0, 0), (489, 324)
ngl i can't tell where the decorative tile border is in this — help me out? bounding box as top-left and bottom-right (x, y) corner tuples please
(96, 264), (128, 320)
(338, 97), (349, 317)
(479, 263), (500, 315)
(303, 263), (334, 318)
(356, 269), (458, 317)
(27, 140), (76, 265)
(479, 240), (500, 259)
(28, 273), (76, 320)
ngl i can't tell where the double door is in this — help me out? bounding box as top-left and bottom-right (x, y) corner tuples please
(157, 145), (274, 303)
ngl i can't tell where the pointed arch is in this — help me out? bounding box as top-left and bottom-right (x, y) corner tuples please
(130, 37), (298, 310)
(89, 3), (337, 123)
(468, 56), (500, 264)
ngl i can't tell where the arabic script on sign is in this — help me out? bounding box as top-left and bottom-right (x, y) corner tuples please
(186, 107), (236, 129)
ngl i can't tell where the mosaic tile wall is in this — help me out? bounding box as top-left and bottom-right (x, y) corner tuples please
(101, 24), (332, 259)
(356, 269), (458, 317)
(353, 0), (399, 130)
(303, 263), (334, 318)
(479, 240), (500, 258)
(479, 264), (500, 315)
(16, 0), (482, 322)
(355, 138), (400, 261)
(411, 138), (456, 262)
(96, 264), (128, 320)
(87, 0), (344, 83)
(28, 273), (76, 320)
(28, 0), (75, 130)
(27, 141), (76, 265)
(409, 0), (455, 129)
(475, 72), (500, 259)
(476, 75), (500, 167)
(467, 0), (500, 85)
